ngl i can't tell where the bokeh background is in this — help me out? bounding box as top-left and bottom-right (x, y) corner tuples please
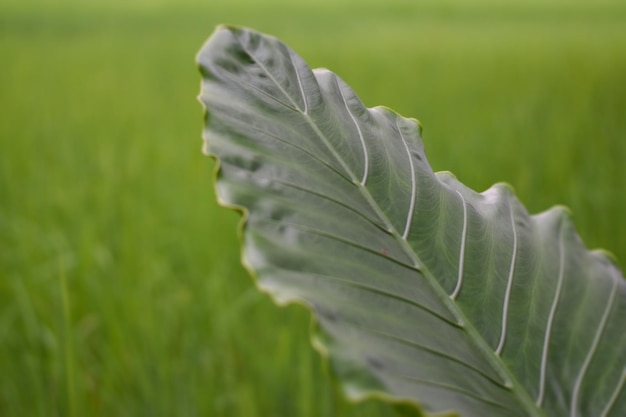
(1, 0), (625, 415)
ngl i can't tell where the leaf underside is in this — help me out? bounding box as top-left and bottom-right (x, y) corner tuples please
(197, 26), (626, 417)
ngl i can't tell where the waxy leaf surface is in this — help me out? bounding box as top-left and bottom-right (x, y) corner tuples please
(197, 26), (626, 417)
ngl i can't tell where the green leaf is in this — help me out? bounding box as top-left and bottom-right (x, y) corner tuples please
(197, 25), (626, 417)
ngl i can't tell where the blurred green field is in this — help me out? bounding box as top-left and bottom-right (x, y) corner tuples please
(1, 0), (625, 416)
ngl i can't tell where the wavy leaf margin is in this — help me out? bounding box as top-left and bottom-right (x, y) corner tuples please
(197, 25), (626, 417)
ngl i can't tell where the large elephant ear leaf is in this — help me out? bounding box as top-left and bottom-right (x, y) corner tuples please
(197, 25), (626, 417)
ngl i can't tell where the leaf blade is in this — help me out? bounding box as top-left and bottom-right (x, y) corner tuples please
(197, 25), (626, 417)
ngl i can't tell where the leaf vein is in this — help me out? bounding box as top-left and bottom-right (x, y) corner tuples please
(396, 118), (417, 241)
(298, 272), (462, 327)
(276, 180), (389, 233)
(395, 374), (518, 412)
(570, 275), (619, 417)
(289, 50), (308, 114)
(536, 218), (566, 406)
(600, 367), (626, 417)
(495, 199), (518, 356)
(239, 40), (306, 113)
(275, 221), (419, 272)
(364, 327), (510, 388)
(336, 78), (369, 185)
(450, 190), (468, 300)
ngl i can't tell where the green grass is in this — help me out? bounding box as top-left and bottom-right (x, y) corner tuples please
(1, 0), (625, 416)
